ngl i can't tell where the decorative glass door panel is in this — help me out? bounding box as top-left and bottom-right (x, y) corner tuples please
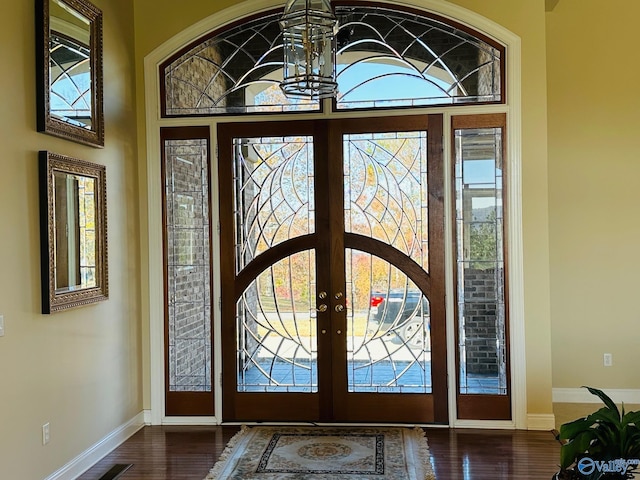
(346, 250), (431, 393)
(344, 131), (429, 271)
(231, 133), (318, 397)
(219, 116), (446, 423)
(237, 251), (318, 393)
(343, 129), (432, 393)
(232, 135), (315, 272)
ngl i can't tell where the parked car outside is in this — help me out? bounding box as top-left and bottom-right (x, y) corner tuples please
(367, 288), (430, 349)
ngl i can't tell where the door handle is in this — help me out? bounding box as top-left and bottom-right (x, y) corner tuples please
(334, 304), (344, 312)
(316, 304), (328, 313)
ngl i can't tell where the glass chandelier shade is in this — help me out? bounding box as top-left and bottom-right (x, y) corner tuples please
(280, 0), (338, 99)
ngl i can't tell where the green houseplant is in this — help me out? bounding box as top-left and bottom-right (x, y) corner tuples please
(554, 386), (640, 479)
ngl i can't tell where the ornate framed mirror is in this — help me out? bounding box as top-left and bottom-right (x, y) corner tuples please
(39, 151), (108, 313)
(36, 0), (104, 147)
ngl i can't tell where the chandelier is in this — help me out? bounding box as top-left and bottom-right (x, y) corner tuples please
(279, 0), (338, 99)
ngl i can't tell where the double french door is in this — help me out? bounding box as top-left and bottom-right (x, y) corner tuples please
(218, 115), (447, 423)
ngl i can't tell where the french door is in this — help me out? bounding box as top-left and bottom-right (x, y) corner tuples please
(218, 115), (447, 423)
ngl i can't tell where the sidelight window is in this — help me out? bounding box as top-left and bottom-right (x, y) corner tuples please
(453, 114), (510, 419)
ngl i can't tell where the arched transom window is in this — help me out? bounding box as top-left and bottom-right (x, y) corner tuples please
(161, 4), (504, 116)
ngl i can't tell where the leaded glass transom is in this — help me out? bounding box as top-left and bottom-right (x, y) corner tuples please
(161, 5), (503, 116)
(335, 6), (501, 108)
(163, 13), (319, 115)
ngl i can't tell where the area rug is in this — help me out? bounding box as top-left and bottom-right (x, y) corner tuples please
(204, 425), (435, 479)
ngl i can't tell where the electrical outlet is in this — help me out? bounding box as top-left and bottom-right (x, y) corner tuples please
(603, 353), (613, 367)
(42, 423), (50, 445)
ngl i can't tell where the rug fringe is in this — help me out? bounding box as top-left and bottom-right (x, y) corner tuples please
(204, 425), (249, 480)
(412, 426), (436, 480)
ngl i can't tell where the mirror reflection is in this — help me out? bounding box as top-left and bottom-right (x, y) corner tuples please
(36, 0), (103, 147)
(53, 171), (96, 292)
(39, 151), (108, 313)
(49, 0), (92, 129)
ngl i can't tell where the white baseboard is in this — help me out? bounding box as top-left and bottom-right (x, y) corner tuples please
(451, 419), (516, 429)
(44, 411), (148, 480)
(452, 416), (556, 431)
(553, 388), (640, 404)
(526, 414), (556, 431)
(161, 415), (220, 425)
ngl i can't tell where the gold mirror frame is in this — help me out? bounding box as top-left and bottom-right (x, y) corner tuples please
(39, 151), (108, 313)
(36, 0), (104, 147)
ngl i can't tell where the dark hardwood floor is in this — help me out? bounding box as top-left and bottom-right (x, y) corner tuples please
(77, 425), (561, 480)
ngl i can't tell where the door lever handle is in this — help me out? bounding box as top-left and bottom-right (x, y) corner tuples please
(316, 304), (328, 313)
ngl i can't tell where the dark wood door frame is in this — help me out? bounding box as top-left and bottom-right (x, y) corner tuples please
(218, 115), (447, 423)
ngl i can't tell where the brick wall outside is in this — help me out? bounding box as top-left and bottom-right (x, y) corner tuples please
(463, 268), (504, 375)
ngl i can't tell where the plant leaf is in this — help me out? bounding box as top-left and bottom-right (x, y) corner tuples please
(622, 409), (640, 426)
(584, 386), (620, 417)
(557, 388), (640, 472)
(587, 407), (621, 430)
(560, 431), (595, 469)
(559, 417), (595, 440)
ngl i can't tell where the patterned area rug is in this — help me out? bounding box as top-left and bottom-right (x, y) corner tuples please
(204, 426), (435, 480)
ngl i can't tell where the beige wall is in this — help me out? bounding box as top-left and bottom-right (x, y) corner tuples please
(0, 0), (140, 478)
(7, 0), (640, 475)
(547, 0), (640, 393)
